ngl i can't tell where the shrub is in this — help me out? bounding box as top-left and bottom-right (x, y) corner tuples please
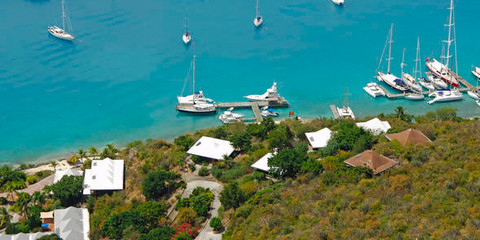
(26, 175), (38, 185)
(142, 170), (181, 200)
(220, 182), (246, 210)
(38, 234), (62, 240)
(139, 226), (175, 240)
(210, 217), (223, 231)
(0, 197), (7, 205)
(172, 222), (200, 240)
(189, 164), (196, 172)
(101, 209), (147, 239)
(198, 167), (210, 176)
(45, 175), (83, 207)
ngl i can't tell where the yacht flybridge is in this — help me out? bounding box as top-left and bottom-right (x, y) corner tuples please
(245, 82), (281, 101)
(48, 0), (74, 41)
(425, 0), (460, 88)
(376, 24), (408, 92)
(176, 56), (216, 114)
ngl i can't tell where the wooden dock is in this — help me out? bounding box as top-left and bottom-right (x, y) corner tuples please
(377, 84), (480, 99)
(330, 104), (340, 119)
(448, 69), (475, 89)
(216, 99), (289, 123)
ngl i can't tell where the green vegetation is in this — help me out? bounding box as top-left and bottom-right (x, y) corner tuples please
(198, 166), (210, 176)
(142, 170), (181, 201)
(210, 217), (223, 231)
(38, 234), (62, 240)
(175, 187), (214, 219)
(45, 175), (84, 207)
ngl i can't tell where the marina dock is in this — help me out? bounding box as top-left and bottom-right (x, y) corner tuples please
(377, 84), (480, 99)
(216, 99), (289, 122)
(330, 104), (340, 119)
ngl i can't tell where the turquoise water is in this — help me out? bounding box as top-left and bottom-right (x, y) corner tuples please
(1, 0), (479, 164)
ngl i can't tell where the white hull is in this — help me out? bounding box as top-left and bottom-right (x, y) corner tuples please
(477, 100), (480, 107)
(254, 17), (263, 27)
(427, 90), (463, 104)
(48, 26), (74, 40)
(336, 106), (355, 119)
(425, 59), (460, 87)
(331, 0), (344, 5)
(363, 83), (385, 98)
(219, 109), (244, 124)
(245, 82), (280, 101)
(426, 72), (448, 89)
(176, 103), (217, 113)
(402, 73), (422, 92)
(182, 33), (191, 45)
(377, 72), (408, 92)
(472, 67), (480, 79)
(418, 77), (436, 90)
(404, 93), (424, 100)
(467, 90), (480, 100)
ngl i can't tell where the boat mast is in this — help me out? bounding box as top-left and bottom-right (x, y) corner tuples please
(192, 55), (196, 101)
(387, 23), (394, 74)
(414, 37), (420, 79)
(185, 16), (188, 33)
(256, 0), (260, 18)
(444, 0), (454, 70)
(343, 87), (350, 109)
(401, 48), (406, 80)
(62, 0), (66, 30)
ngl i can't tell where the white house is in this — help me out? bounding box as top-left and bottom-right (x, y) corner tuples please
(83, 158), (124, 195)
(356, 118), (391, 135)
(305, 128), (332, 149)
(53, 168), (83, 184)
(187, 136), (235, 160)
(251, 153), (275, 172)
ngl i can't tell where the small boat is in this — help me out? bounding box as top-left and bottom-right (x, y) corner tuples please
(403, 73), (422, 92)
(426, 72), (448, 89)
(219, 108), (244, 124)
(363, 82), (385, 98)
(467, 90), (480, 100)
(472, 67), (480, 79)
(477, 100), (480, 107)
(336, 87), (355, 119)
(427, 89), (463, 105)
(418, 77), (435, 90)
(404, 92), (424, 100)
(254, 0), (263, 27)
(176, 55), (217, 114)
(182, 17), (192, 45)
(331, 0), (344, 6)
(48, 0), (74, 41)
(245, 82), (280, 101)
(261, 106), (279, 117)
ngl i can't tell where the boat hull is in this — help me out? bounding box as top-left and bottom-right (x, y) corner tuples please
(182, 33), (191, 45)
(48, 26), (74, 41)
(404, 93), (424, 100)
(467, 90), (480, 100)
(176, 105), (216, 114)
(472, 69), (480, 79)
(377, 72), (408, 92)
(363, 83), (385, 98)
(427, 90), (463, 104)
(331, 0), (344, 5)
(254, 17), (263, 27)
(477, 100), (480, 107)
(425, 60), (460, 88)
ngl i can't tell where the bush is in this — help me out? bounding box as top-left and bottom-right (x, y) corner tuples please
(38, 234), (62, 240)
(142, 170), (181, 200)
(45, 175), (83, 207)
(140, 226), (175, 240)
(189, 164), (196, 172)
(175, 187), (213, 217)
(26, 175), (38, 185)
(210, 217), (223, 231)
(220, 182), (246, 210)
(198, 167), (210, 176)
(268, 143), (309, 179)
(0, 197), (7, 205)
(174, 135), (195, 151)
(101, 209), (147, 239)
(5, 222), (29, 234)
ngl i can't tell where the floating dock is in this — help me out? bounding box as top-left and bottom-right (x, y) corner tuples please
(216, 99), (289, 123)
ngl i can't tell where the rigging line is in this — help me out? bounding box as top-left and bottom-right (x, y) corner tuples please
(180, 59), (193, 96)
(376, 29), (389, 73)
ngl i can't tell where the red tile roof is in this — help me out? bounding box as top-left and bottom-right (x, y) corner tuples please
(385, 128), (432, 146)
(344, 150), (398, 174)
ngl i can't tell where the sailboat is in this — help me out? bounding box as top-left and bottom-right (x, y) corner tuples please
(415, 38), (435, 90)
(425, 0), (460, 88)
(401, 48), (423, 93)
(336, 88), (355, 119)
(330, 0), (345, 6)
(176, 56), (217, 114)
(182, 17), (192, 45)
(467, 72), (480, 100)
(48, 0), (74, 41)
(254, 0), (263, 27)
(376, 24), (408, 92)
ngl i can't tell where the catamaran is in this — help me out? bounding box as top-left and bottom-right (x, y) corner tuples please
(336, 88), (355, 119)
(254, 0), (263, 27)
(363, 82), (385, 98)
(401, 48), (422, 93)
(427, 89), (463, 105)
(425, 0), (460, 88)
(176, 56), (216, 114)
(48, 0), (74, 40)
(331, 0), (344, 6)
(245, 82), (280, 101)
(182, 17), (192, 45)
(376, 24), (408, 92)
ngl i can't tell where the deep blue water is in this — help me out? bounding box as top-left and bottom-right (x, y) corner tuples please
(0, 0), (479, 164)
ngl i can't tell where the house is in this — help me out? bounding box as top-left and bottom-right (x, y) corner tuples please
(344, 150), (398, 175)
(83, 158), (124, 195)
(305, 128), (332, 149)
(356, 118), (391, 135)
(251, 153), (275, 172)
(53, 168), (83, 184)
(187, 136), (235, 160)
(385, 128), (432, 146)
(1, 207), (90, 240)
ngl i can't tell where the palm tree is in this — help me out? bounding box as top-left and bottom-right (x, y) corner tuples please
(0, 207), (12, 228)
(88, 146), (98, 158)
(50, 161), (58, 171)
(4, 182), (20, 202)
(11, 192), (31, 219)
(68, 155), (79, 165)
(395, 106), (406, 120)
(77, 148), (88, 162)
(31, 191), (46, 207)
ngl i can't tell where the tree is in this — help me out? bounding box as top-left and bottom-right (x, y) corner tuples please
(88, 146), (99, 157)
(101, 144), (118, 159)
(139, 227), (175, 240)
(101, 209), (146, 239)
(49, 161), (57, 171)
(142, 170), (181, 200)
(209, 217), (223, 231)
(38, 234), (62, 240)
(137, 201), (168, 231)
(11, 192), (31, 219)
(174, 135), (195, 151)
(268, 143), (309, 179)
(67, 155), (79, 165)
(31, 191), (46, 207)
(327, 122), (374, 153)
(77, 148), (88, 162)
(261, 117), (276, 132)
(0, 207), (12, 229)
(230, 132), (252, 151)
(220, 182), (246, 210)
(46, 175), (83, 207)
(268, 125), (293, 151)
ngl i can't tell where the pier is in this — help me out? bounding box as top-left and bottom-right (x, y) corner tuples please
(448, 69), (475, 89)
(216, 99), (289, 123)
(330, 104), (340, 119)
(377, 84), (480, 99)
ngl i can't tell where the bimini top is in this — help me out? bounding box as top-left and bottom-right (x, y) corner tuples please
(251, 153), (275, 172)
(305, 128), (332, 149)
(356, 118), (391, 135)
(83, 158), (124, 195)
(187, 136), (235, 160)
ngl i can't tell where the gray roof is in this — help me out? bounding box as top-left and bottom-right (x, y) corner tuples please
(54, 207), (89, 240)
(0, 233), (50, 240)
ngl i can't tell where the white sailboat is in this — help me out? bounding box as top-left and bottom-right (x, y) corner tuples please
(401, 48), (422, 93)
(425, 0), (460, 88)
(472, 67), (480, 79)
(426, 72), (448, 89)
(331, 0), (345, 6)
(176, 56), (217, 114)
(336, 88), (355, 119)
(254, 0), (263, 27)
(376, 24), (408, 92)
(245, 82), (280, 101)
(415, 38), (436, 90)
(182, 17), (192, 45)
(48, 0), (74, 41)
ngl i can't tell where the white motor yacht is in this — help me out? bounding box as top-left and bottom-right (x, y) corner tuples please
(426, 72), (448, 89)
(245, 82), (280, 101)
(363, 82), (385, 98)
(48, 0), (74, 41)
(219, 108), (244, 124)
(427, 89), (463, 105)
(331, 0), (344, 6)
(261, 106), (279, 118)
(418, 77), (435, 90)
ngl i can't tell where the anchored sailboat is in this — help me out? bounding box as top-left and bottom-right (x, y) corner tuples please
(182, 16), (192, 45)
(330, 0), (344, 6)
(254, 0), (263, 27)
(425, 0), (460, 88)
(176, 56), (216, 114)
(48, 0), (74, 41)
(376, 24), (408, 92)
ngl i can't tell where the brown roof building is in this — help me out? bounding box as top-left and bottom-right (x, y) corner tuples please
(385, 128), (432, 146)
(344, 150), (398, 175)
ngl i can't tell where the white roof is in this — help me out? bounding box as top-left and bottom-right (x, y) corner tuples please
(54, 169), (83, 184)
(356, 118), (391, 135)
(0, 233), (49, 240)
(83, 158), (124, 195)
(305, 128), (332, 149)
(251, 153), (274, 172)
(187, 136), (235, 160)
(54, 207), (90, 240)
